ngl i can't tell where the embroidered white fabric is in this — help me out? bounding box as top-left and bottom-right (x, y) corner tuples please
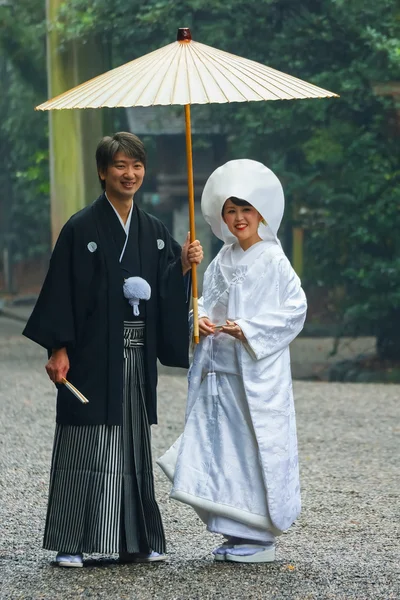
(158, 240), (307, 534)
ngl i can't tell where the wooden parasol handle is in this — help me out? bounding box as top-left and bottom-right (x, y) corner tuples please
(184, 104), (199, 344)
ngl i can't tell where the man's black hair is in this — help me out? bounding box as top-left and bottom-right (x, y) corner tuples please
(96, 132), (146, 190)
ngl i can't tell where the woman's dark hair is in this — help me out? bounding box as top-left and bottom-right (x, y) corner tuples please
(96, 132), (146, 190)
(221, 196), (251, 215)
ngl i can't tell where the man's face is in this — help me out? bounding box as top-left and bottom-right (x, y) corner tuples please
(99, 151), (145, 200)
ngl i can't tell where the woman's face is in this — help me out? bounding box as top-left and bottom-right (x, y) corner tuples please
(222, 199), (263, 248)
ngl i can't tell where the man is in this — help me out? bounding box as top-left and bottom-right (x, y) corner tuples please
(23, 132), (203, 567)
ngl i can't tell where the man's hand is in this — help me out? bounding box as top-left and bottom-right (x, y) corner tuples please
(182, 232), (203, 275)
(45, 347), (70, 384)
(199, 317), (216, 337)
(221, 320), (246, 342)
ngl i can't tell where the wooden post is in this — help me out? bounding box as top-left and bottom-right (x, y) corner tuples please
(292, 227), (304, 278)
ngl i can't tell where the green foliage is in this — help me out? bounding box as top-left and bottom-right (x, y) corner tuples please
(0, 67), (50, 259)
(0, 0), (47, 93)
(0, 0), (49, 260)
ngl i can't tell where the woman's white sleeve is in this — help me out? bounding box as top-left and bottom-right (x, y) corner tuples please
(235, 258), (307, 360)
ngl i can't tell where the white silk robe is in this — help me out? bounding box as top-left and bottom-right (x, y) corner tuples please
(158, 239), (307, 535)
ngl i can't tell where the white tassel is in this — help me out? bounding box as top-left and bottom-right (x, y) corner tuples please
(123, 277), (151, 317)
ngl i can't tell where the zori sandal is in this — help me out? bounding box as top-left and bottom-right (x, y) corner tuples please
(56, 552), (83, 568)
(212, 541), (235, 562)
(225, 544), (276, 563)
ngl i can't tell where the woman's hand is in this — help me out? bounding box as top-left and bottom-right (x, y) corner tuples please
(221, 320), (246, 342)
(45, 347), (70, 384)
(199, 317), (216, 337)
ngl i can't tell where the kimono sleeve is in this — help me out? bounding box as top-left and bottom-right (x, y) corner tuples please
(236, 256), (307, 361)
(157, 229), (190, 368)
(22, 222), (76, 351)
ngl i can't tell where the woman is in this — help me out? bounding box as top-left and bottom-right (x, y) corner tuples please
(158, 159), (307, 563)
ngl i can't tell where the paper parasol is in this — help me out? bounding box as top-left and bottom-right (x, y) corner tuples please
(36, 27), (338, 342)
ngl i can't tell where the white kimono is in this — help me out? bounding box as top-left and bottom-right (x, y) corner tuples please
(158, 238), (307, 540)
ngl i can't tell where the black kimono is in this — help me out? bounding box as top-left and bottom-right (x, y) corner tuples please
(23, 193), (189, 426)
(23, 193), (189, 555)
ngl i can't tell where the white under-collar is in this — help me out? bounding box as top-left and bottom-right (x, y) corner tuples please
(106, 193), (133, 261)
(106, 192), (133, 235)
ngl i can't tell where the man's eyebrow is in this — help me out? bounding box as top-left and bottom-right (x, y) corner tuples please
(112, 158), (142, 164)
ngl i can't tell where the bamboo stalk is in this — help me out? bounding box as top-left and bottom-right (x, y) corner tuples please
(184, 104), (200, 344)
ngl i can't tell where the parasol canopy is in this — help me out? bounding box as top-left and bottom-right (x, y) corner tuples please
(37, 30), (337, 110)
(37, 28), (338, 343)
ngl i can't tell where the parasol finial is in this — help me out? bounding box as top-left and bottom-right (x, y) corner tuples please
(177, 28), (192, 42)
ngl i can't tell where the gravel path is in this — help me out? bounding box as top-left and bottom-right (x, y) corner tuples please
(0, 317), (399, 599)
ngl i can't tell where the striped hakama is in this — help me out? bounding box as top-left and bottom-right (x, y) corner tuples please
(43, 321), (165, 555)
